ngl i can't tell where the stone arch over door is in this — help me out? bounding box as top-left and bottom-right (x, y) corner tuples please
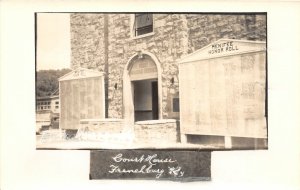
(123, 51), (162, 125)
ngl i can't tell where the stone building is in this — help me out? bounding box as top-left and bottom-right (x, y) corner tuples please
(65, 13), (267, 148)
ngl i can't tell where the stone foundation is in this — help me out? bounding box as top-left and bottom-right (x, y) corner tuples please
(79, 118), (125, 133)
(134, 119), (178, 144)
(77, 118), (178, 144)
(77, 118), (134, 142)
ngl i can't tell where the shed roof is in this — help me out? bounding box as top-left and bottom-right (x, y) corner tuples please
(59, 67), (104, 81)
(178, 39), (266, 64)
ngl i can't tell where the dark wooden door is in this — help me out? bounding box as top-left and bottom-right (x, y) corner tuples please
(152, 81), (158, 120)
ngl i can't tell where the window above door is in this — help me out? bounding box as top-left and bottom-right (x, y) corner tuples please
(131, 14), (154, 39)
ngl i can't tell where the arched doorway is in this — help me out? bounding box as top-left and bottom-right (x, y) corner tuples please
(123, 51), (162, 124)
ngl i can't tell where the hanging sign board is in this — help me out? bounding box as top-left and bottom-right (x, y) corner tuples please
(178, 39), (267, 138)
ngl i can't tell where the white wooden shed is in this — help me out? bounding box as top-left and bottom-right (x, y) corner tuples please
(59, 68), (105, 130)
(178, 39), (267, 147)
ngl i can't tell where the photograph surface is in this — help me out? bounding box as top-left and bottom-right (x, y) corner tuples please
(35, 13), (267, 150)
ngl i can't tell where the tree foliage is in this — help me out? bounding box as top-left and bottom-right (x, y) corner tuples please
(36, 68), (71, 97)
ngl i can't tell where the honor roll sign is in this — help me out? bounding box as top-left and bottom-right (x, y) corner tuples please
(178, 39), (267, 138)
(59, 68), (105, 130)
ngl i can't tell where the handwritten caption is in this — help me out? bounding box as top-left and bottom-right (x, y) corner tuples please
(108, 153), (184, 178)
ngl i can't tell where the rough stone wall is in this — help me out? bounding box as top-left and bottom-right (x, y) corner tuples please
(106, 14), (189, 119)
(186, 14), (267, 53)
(76, 119), (135, 142)
(79, 119), (125, 134)
(70, 14), (106, 71)
(70, 13), (267, 120)
(134, 120), (178, 143)
(106, 14), (130, 119)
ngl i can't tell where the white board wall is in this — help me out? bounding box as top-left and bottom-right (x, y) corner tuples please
(179, 39), (267, 138)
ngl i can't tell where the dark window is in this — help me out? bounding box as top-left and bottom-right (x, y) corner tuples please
(173, 98), (180, 112)
(55, 106), (59, 109)
(135, 14), (153, 36)
(55, 101), (59, 104)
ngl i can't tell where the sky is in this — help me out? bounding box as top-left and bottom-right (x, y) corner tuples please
(37, 13), (71, 71)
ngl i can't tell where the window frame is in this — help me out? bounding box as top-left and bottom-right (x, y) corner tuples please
(130, 14), (155, 39)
